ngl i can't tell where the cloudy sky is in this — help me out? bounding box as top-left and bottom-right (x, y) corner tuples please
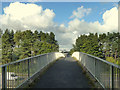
(0, 2), (119, 51)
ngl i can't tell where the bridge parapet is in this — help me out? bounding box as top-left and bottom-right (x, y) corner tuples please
(0, 52), (65, 89)
(72, 52), (120, 89)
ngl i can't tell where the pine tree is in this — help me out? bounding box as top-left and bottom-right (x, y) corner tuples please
(2, 29), (13, 63)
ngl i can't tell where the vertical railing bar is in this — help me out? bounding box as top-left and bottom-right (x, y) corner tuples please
(9, 66), (10, 88)
(11, 65), (15, 88)
(118, 69), (120, 88)
(19, 63), (20, 85)
(104, 63), (106, 88)
(47, 53), (49, 65)
(37, 57), (38, 72)
(8, 66), (9, 88)
(22, 61), (23, 83)
(103, 64), (105, 87)
(25, 61), (28, 79)
(8, 65), (12, 88)
(15, 63), (17, 87)
(115, 68), (117, 88)
(117, 69), (119, 88)
(110, 65), (114, 90)
(116, 68), (117, 88)
(24, 61), (25, 80)
(30, 58), (31, 77)
(24, 61), (25, 79)
(14, 64), (16, 88)
(28, 59), (30, 78)
(36, 57), (37, 71)
(2, 66), (7, 89)
(9, 65), (11, 88)
(25, 61), (27, 79)
(94, 58), (96, 77)
(13, 65), (14, 88)
(31, 58), (32, 76)
(18, 63), (19, 86)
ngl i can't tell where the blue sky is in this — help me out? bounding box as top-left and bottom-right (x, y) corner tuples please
(0, 0), (120, 2)
(1, 2), (118, 26)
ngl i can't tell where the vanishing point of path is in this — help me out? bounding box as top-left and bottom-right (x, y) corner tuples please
(31, 56), (91, 88)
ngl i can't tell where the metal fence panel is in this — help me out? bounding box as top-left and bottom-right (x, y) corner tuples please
(113, 67), (120, 88)
(0, 52), (65, 89)
(72, 52), (120, 89)
(0, 67), (2, 89)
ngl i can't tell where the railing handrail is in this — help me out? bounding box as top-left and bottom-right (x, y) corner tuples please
(0, 52), (55, 68)
(80, 52), (120, 69)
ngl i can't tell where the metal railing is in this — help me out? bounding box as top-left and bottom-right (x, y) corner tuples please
(72, 52), (120, 89)
(0, 52), (65, 89)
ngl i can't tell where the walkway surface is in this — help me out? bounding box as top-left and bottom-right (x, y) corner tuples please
(31, 56), (91, 88)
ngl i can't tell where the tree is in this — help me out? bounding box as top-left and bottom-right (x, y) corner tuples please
(71, 33), (103, 58)
(2, 29), (13, 63)
(1, 29), (59, 63)
(14, 30), (22, 48)
(49, 32), (55, 44)
(41, 32), (46, 41)
(34, 30), (39, 40)
(20, 30), (33, 58)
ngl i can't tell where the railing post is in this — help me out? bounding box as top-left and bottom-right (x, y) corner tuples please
(2, 66), (7, 89)
(28, 59), (30, 78)
(110, 65), (114, 90)
(94, 58), (96, 77)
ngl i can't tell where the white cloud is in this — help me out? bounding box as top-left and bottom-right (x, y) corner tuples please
(0, 2), (118, 51)
(70, 6), (91, 19)
(68, 19), (100, 33)
(102, 7), (118, 32)
(70, 7), (118, 34)
(0, 2), (55, 31)
(65, 6), (118, 49)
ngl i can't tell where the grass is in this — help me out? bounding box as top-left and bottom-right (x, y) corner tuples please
(72, 57), (79, 61)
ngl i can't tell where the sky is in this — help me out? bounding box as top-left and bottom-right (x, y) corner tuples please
(0, 2), (119, 51)
(0, 0), (120, 2)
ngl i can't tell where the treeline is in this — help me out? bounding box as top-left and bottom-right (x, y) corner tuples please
(70, 32), (120, 64)
(1, 29), (59, 64)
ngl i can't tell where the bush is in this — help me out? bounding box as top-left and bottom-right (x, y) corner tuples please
(106, 57), (115, 63)
(106, 57), (120, 65)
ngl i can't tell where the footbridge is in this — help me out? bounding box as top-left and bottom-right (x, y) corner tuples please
(0, 52), (120, 89)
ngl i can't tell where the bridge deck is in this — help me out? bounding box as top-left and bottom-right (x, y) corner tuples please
(31, 56), (91, 88)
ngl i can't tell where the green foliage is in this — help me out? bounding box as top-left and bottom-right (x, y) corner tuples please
(14, 30), (22, 48)
(71, 33), (103, 58)
(2, 29), (59, 64)
(70, 32), (119, 65)
(106, 57), (116, 63)
(2, 29), (14, 63)
(106, 57), (120, 65)
(69, 46), (75, 55)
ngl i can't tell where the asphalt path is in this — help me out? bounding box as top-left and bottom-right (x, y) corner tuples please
(32, 56), (91, 88)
